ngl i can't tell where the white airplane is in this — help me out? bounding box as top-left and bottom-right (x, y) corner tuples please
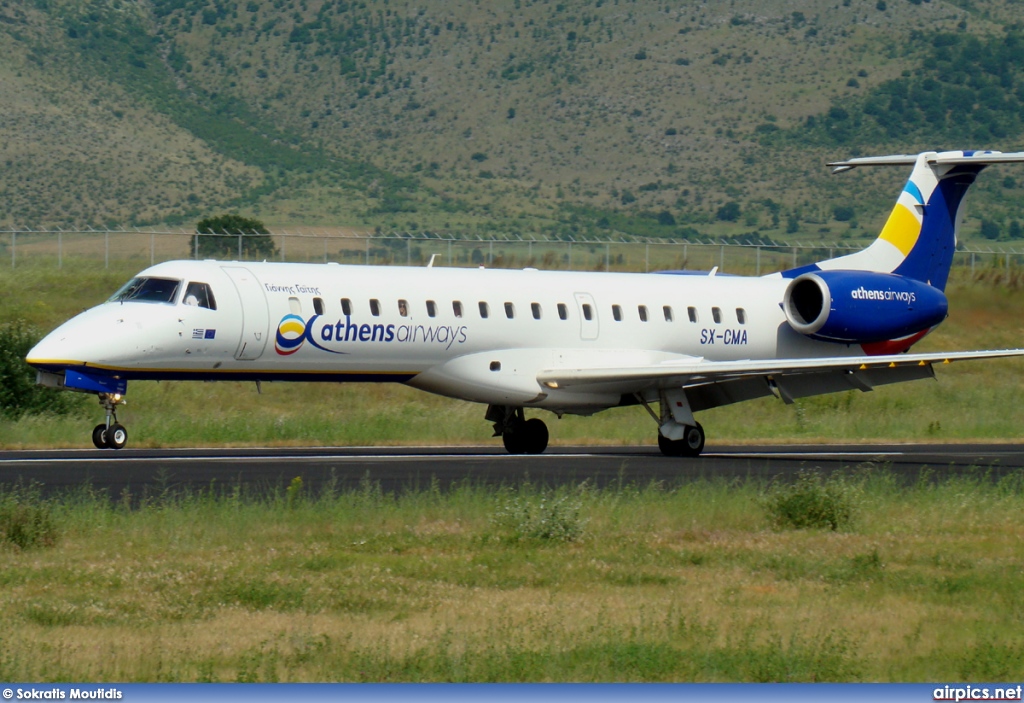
(26, 150), (1024, 453)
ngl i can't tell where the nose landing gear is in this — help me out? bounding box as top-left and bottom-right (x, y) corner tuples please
(91, 393), (128, 450)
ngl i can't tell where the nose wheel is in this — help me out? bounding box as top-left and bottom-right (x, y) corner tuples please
(92, 394), (128, 450)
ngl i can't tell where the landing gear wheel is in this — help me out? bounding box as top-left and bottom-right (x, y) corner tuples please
(105, 423), (128, 450)
(501, 418), (550, 455)
(657, 422), (705, 458)
(92, 424), (108, 449)
(521, 418), (549, 454)
(502, 428), (525, 454)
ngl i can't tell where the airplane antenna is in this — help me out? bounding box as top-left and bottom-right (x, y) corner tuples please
(255, 380), (262, 394)
(427, 254), (438, 268)
(709, 266), (719, 277)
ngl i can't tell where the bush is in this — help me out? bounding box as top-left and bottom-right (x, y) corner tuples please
(492, 489), (586, 543)
(193, 214), (277, 260)
(0, 323), (85, 420)
(762, 470), (857, 530)
(0, 488), (58, 551)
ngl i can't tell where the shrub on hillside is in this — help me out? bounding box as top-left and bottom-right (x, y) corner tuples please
(193, 214), (277, 260)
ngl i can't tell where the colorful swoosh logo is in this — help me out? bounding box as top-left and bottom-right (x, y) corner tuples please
(275, 314), (306, 355)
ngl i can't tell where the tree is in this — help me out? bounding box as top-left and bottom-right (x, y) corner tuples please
(716, 201), (741, 222)
(193, 214), (277, 260)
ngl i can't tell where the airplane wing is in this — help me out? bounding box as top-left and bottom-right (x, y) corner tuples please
(537, 349), (1024, 409)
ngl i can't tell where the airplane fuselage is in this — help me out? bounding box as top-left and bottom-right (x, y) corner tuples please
(30, 259), (844, 412)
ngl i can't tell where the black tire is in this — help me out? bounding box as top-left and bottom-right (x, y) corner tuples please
(106, 423), (128, 450)
(92, 424), (108, 449)
(682, 422), (705, 457)
(657, 423), (705, 458)
(502, 427), (525, 454)
(521, 418), (549, 454)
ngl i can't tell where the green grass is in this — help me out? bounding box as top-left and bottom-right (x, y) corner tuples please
(1, 471), (1022, 681)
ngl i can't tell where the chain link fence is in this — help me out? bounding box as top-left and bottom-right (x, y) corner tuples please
(2, 228), (1022, 276)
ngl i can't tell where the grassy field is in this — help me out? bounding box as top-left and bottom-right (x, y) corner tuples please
(2, 261), (1024, 449)
(0, 470), (1022, 681)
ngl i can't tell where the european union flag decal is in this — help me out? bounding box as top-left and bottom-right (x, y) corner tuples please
(204, 329), (216, 339)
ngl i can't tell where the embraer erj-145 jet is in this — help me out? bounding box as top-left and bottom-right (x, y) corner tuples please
(26, 150), (1024, 453)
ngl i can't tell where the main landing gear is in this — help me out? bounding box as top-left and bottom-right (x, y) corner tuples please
(487, 405), (549, 454)
(637, 389), (707, 458)
(91, 393), (128, 450)
(657, 422), (705, 458)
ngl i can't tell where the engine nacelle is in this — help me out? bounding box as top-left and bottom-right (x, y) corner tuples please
(782, 270), (948, 344)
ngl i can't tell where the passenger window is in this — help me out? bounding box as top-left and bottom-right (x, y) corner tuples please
(453, 301), (463, 318)
(663, 306), (673, 322)
(183, 282), (217, 310)
(557, 303), (568, 320)
(582, 304), (593, 321)
(313, 297), (325, 315)
(612, 305), (622, 322)
(289, 297), (301, 315)
(504, 302), (515, 319)
(341, 298), (352, 316)
(638, 305), (649, 322)
(687, 306), (698, 323)
(426, 300), (437, 318)
(479, 301), (489, 319)
(712, 307), (722, 324)
(370, 299), (381, 317)
(736, 308), (747, 324)
(398, 299), (408, 317)
(531, 302), (541, 320)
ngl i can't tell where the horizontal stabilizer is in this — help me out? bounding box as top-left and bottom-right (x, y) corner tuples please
(830, 150), (1024, 173)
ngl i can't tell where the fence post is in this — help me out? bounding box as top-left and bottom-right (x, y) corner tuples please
(105, 231), (109, 269)
(150, 232), (155, 266)
(719, 244), (725, 272)
(58, 231), (62, 270)
(489, 240), (493, 265)
(645, 243), (649, 273)
(792, 247), (797, 268)
(238, 233), (243, 261)
(9, 232), (13, 268)
(605, 242), (610, 271)
(407, 238), (411, 266)
(281, 233), (286, 262)
(568, 242), (572, 270)
(323, 237), (328, 263)
(194, 233), (199, 259)
(971, 251), (975, 275)
(365, 237), (370, 265)
(756, 246), (761, 276)
(447, 239), (452, 265)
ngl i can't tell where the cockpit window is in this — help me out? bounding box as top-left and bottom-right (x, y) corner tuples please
(183, 282), (217, 310)
(108, 277), (181, 304)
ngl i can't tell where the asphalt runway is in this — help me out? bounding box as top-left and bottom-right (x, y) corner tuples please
(0, 443), (1021, 498)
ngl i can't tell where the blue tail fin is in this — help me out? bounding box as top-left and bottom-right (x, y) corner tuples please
(784, 150), (1024, 291)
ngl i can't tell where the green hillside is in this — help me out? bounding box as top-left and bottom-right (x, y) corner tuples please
(3, 0), (1024, 242)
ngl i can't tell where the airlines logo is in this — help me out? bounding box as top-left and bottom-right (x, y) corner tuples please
(275, 314), (309, 355)
(274, 314), (468, 355)
(850, 286), (916, 303)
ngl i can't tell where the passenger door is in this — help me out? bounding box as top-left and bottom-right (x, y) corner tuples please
(222, 266), (269, 360)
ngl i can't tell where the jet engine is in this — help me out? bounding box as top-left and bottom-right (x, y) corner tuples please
(782, 270), (948, 344)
